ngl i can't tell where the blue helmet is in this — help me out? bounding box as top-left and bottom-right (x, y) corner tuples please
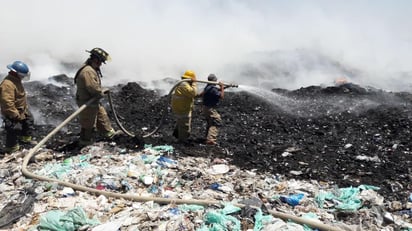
(7, 61), (30, 78)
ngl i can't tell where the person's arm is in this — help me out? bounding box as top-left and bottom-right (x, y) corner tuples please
(180, 82), (197, 98)
(219, 82), (224, 99)
(83, 69), (104, 97)
(0, 81), (21, 120)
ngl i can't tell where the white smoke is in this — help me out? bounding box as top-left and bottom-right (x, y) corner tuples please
(1, 0), (412, 91)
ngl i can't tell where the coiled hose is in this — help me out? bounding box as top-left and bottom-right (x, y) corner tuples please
(107, 79), (192, 138)
(21, 82), (344, 231)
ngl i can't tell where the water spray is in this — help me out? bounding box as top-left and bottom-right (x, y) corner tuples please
(18, 79), (344, 230)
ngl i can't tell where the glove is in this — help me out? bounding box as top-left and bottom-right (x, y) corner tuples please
(4, 117), (22, 130)
(15, 113), (26, 121)
(100, 88), (110, 97)
(102, 88), (110, 94)
(190, 78), (197, 86)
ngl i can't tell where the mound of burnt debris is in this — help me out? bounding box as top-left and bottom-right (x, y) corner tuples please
(2, 75), (412, 205)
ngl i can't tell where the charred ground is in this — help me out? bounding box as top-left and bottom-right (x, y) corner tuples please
(2, 75), (411, 203)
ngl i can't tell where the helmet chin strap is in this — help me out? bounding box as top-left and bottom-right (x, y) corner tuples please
(96, 69), (103, 78)
(87, 58), (104, 78)
(10, 70), (29, 80)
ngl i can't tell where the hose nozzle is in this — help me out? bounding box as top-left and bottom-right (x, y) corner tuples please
(224, 83), (238, 88)
(194, 79), (238, 88)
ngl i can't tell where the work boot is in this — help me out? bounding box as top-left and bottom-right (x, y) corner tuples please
(104, 128), (116, 139)
(205, 140), (217, 145)
(20, 136), (38, 145)
(103, 129), (123, 139)
(78, 139), (94, 147)
(5, 144), (20, 153)
(172, 128), (178, 139)
(79, 128), (94, 146)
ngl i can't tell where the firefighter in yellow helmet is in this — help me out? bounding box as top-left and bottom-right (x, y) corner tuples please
(74, 47), (118, 146)
(171, 70), (197, 143)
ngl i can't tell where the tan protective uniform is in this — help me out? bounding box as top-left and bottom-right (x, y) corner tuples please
(0, 74), (34, 150)
(202, 106), (222, 143)
(75, 65), (113, 143)
(171, 81), (197, 142)
(0, 74), (29, 120)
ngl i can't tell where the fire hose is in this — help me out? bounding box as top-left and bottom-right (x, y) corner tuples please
(108, 79), (239, 138)
(21, 81), (344, 231)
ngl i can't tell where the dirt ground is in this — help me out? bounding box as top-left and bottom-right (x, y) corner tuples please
(2, 75), (411, 204)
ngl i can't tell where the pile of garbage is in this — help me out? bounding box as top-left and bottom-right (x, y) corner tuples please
(1, 143), (412, 230)
(1, 75), (412, 229)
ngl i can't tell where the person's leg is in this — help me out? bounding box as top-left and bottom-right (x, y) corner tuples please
(4, 118), (19, 152)
(176, 116), (191, 142)
(96, 105), (115, 138)
(78, 107), (98, 145)
(207, 126), (218, 143)
(20, 111), (35, 143)
(206, 108), (222, 144)
(203, 106), (212, 139)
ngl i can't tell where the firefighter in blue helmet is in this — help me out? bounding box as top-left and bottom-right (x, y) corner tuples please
(0, 61), (35, 153)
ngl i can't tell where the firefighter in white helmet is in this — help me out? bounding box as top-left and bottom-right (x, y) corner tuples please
(74, 47), (118, 146)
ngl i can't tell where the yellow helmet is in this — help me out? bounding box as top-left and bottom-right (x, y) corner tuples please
(182, 70), (196, 80)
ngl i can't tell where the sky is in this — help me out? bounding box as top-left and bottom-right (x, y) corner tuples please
(1, 0), (412, 91)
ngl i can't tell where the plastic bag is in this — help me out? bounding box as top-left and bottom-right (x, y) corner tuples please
(37, 207), (100, 231)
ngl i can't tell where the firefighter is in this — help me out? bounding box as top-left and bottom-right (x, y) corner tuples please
(74, 47), (118, 146)
(198, 74), (224, 145)
(0, 61), (35, 153)
(171, 70), (197, 143)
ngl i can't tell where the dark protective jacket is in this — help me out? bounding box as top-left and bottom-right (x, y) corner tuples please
(0, 74), (28, 120)
(75, 65), (104, 107)
(202, 84), (221, 107)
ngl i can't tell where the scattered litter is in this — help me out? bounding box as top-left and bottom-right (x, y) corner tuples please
(2, 144), (412, 230)
(207, 164), (230, 175)
(0, 189), (36, 229)
(279, 193), (304, 207)
(36, 207), (100, 230)
(355, 155), (381, 162)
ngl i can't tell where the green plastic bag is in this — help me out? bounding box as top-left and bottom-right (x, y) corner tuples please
(315, 184), (379, 211)
(37, 207), (100, 231)
(204, 211), (241, 231)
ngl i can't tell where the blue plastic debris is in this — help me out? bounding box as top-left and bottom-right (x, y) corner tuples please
(398, 209), (412, 217)
(168, 208), (180, 215)
(280, 193), (304, 206)
(121, 180), (133, 191)
(210, 182), (228, 193)
(156, 156), (178, 168)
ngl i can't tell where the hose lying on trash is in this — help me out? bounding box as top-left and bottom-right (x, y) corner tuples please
(21, 87), (344, 231)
